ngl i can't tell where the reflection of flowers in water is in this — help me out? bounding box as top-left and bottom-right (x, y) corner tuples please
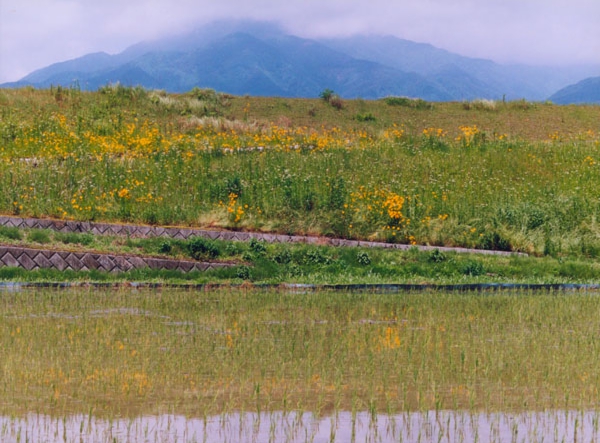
(379, 326), (401, 350)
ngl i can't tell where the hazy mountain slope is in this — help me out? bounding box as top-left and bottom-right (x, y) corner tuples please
(2, 30), (451, 99)
(549, 77), (600, 104)
(2, 20), (597, 102)
(319, 35), (600, 101)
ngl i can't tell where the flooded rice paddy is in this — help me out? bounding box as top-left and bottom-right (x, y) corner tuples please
(2, 286), (600, 442)
(3, 409), (600, 442)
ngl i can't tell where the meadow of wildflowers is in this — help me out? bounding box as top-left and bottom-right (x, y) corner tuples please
(1, 86), (600, 256)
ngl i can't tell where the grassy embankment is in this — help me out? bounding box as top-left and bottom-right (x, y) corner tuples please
(1, 85), (600, 282)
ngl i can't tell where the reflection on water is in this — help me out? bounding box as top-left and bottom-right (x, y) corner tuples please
(2, 410), (600, 443)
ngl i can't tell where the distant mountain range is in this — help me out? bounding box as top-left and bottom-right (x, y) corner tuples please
(2, 20), (599, 102)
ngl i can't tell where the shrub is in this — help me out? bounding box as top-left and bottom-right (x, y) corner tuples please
(461, 260), (485, 276)
(428, 249), (447, 263)
(356, 251), (371, 266)
(236, 265), (251, 280)
(479, 231), (511, 251)
(319, 89), (335, 102)
(158, 241), (172, 254)
(187, 237), (220, 260)
(273, 249), (292, 264)
(249, 238), (267, 256)
(384, 96), (432, 109)
(329, 96), (344, 110)
(354, 112), (376, 122)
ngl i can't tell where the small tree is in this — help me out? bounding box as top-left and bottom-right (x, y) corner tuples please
(319, 88), (335, 102)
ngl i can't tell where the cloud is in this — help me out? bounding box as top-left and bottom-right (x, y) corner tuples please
(1, 0), (598, 83)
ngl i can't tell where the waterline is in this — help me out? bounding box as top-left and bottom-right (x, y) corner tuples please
(2, 410), (599, 443)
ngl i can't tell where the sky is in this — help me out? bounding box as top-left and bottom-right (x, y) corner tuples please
(0, 0), (599, 83)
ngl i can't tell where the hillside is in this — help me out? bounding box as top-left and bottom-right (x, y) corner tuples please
(2, 21), (598, 101)
(549, 76), (600, 104)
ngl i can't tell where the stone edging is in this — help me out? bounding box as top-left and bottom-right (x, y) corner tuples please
(0, 215), (524, 256)
(0, 245), (234, 274)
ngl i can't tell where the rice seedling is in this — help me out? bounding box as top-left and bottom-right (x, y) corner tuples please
(2, 286), (600, 441)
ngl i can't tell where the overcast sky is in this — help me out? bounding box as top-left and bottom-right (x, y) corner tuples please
(1, 0), (599, 83)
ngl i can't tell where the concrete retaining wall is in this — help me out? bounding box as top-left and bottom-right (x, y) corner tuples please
(0, 215), (522, 256)
(0, 245), (233, 273)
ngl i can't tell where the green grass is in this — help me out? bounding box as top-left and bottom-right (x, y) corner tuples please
(3, 286), (600, 417)
(2, 227), (600, 284)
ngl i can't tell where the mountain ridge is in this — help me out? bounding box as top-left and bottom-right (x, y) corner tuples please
(3, 20), (598, 102)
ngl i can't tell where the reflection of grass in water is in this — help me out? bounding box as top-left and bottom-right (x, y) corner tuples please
(2, 410), (600, 443)
(2, 287), (600, 417)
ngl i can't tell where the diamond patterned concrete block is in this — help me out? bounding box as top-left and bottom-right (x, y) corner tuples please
(1, 252), (20, 267)
(18, 253), (38, 270)
(202, 230), (220, 240)
(145, 258), (162, 270)
(127, 256), (148, 269)
(164, 228), (179, 238)
(153, 227), (166, 237)
(179, 229), (194, 239)
(5, 218), (19, 227)
(65, 253), (84, 271)
(177, 261), (196, 272)
(49, 253), (69, 271)
(36, 220), (54, 229)
(194, 263), (209, 271)
(121, 225), (136, 235)
(113, 256), (134, 271)
(106, 225), (123, 236)
(77, 221), (92, 232)
(127, 228), (142, 238)
(81, 254), (101, 270)
(24, 218), (39, 228)
(91, 224), (108, 234)
(96, 255), (116, 272)
(231, 232), (248, 241)
(33, 252), (53, 269)
(136, 227), (152, 237)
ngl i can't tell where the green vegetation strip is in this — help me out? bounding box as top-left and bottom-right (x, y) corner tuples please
(1, 224), (599, 285)
(1, 281), (600, 292)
